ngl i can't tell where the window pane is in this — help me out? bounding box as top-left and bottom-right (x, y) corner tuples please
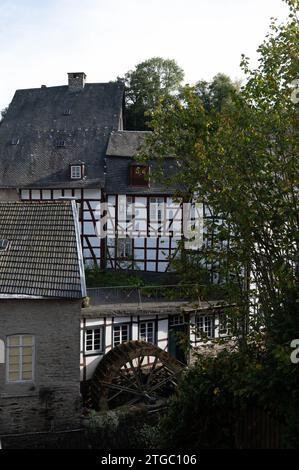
(22, 336), (33, 346)
(9, 347), (19, 357)
(9, 371), (20, 381)
(71, 166), (82, 178)
(22, 356), (33, 366)
(8, 336), (20, 346)
(22, 371), (33, 380)
(22, 346), (33, 355)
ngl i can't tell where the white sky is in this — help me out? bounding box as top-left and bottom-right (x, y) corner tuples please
(0, 0), (290, 110)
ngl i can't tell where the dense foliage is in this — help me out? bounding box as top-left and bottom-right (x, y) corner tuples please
(123, 57), (184, 130)
(156, 343), (299, 448)
(135, 0), (299, 449)
(140, 1), (299, 346)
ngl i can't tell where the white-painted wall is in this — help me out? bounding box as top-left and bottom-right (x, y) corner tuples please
(21, 188), (102, 266)
(80, 315), (169, 381)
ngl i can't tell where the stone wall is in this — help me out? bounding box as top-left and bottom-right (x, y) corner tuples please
(0, 299), (81, 435)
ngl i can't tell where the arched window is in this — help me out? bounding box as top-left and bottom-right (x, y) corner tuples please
(0, 339), (4, 364)
(6, 335), (35, 383)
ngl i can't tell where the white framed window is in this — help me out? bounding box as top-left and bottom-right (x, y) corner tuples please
(113, 324), (130, 347)
(139, 321), (155, 343)
(6, 335), (35, 383)
(117, 237), (133, 259)
(117, 196), (134, 229)
(196, 315), (214, 339)
(126, 196), (134, 224)
(71, 165), (82, 179)
(85, 327), (104, 354)
(169, 315), (185, 326)
(219, 315), (232, 337)
(149, 197), (164, 224)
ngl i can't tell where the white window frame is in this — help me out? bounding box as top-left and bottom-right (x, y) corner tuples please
(6, 335), (35, 383)
(139, 321), (155, 344)
(219, 315), (232, 337)
(149, 197), (164, 224)
(71, 165), (82, 179)
(169, 315), (185, 326)
(85, 327), (104, 354)
(113, 324), (130, 347)
(126, 196), (134, 224)
(196, 315), (214, 339)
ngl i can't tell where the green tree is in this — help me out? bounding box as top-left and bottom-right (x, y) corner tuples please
(124, 57), (184, 130)
(141, 0), (299, 345)
(195, 73), (240, 113)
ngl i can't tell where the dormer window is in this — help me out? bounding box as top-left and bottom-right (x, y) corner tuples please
(57, 140), (66, 148)
(70, 163), (85, 180)
(130, 164), (149, 187)
(11, 137), (19, 145)
(71, 165), (82, 179)
(63, 109), (71, 116)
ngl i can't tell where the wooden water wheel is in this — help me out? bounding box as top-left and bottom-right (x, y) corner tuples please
(90, 340), (185, 410)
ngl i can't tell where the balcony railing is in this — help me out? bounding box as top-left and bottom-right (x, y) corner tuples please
(86, 284), (201, 306)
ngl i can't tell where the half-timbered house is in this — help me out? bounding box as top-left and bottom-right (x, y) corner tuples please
(0, 72), (203, 273)
(0, 73), (230, 396)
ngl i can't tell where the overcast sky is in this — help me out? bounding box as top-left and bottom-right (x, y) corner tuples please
(0, 0), (290, 110)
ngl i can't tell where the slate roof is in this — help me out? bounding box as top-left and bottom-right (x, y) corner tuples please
(0, 201), (86, 299)
(106, 130), (151, 157)
(105, 156), (177, 195)
(105, 131), (177, 195)
(0, 82), (124, 189)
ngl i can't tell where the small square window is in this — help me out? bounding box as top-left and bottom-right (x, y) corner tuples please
(85, 327), (104, 354)
(113, 324), (130, 347)
(11, 138), (19, 145)
(63, 109), (71, 116)
(195, 315), (214, 339)
(139, 321), (155, 343)
(71, 165), (82, 179)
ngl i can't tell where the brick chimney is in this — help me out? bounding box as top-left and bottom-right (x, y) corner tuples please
(68, 72), (86, 92)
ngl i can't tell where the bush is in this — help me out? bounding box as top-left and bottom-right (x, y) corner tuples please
(157, 343), (299, 449)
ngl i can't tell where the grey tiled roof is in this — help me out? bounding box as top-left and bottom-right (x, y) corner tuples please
(105, 130), (178, 195)
(0, 82), (124, 189)
(106, 130), (151, 157)
(0, 201), (86, 299)
(105, 156), (177, 195)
